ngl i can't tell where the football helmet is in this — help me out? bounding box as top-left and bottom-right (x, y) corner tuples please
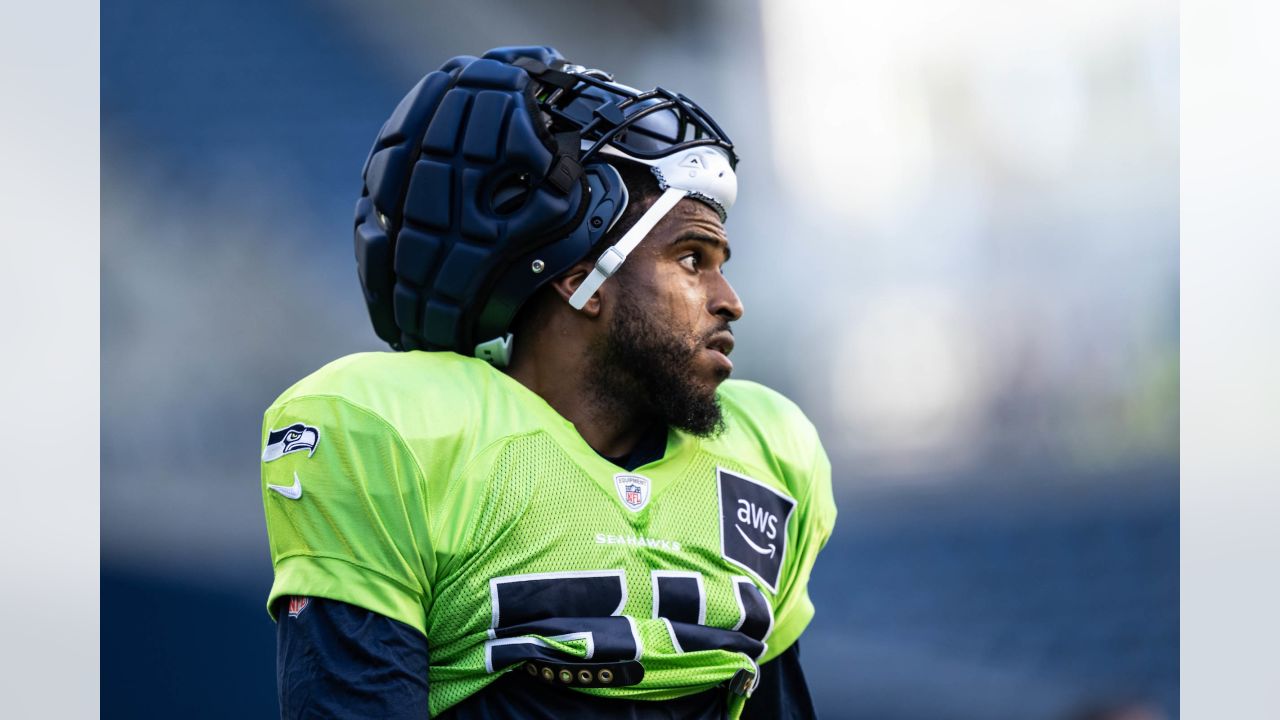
(354, 46), (738, 365)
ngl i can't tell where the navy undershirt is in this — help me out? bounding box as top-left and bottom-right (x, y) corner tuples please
(276, 422), (817, 718)
(602, 420), (671, 471)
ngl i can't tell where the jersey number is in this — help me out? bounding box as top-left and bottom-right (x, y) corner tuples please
(484, 570), (640, 673)
(484, 569), (772, 674)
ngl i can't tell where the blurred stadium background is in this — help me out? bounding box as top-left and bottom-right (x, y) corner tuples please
(102, 1), (1177, 718)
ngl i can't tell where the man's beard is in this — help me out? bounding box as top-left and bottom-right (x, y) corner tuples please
(586, 290), (729, 438)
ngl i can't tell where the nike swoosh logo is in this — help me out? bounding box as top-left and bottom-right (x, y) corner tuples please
(268, 471), (303, 500)
(734, 524), (776, 558)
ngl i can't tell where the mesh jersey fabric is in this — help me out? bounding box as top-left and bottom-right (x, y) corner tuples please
(261, 351), (836, 717)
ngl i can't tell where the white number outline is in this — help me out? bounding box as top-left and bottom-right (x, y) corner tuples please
(649, 571), (774, 658)
(484, 569), (641, 673)
(650, 570), (707, 624)
(651, 570), (707, 654)
(731, 575), (775, 660)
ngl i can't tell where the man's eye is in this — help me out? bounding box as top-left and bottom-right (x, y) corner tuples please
(679, 252), (700, 271)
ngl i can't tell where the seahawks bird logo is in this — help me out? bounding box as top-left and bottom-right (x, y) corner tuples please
(262, 423), (320, 462)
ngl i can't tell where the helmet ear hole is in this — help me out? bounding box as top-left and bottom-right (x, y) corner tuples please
(490, 171), (535, 216)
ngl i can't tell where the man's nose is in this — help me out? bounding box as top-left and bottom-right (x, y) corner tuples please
(710, 273), (745, 322)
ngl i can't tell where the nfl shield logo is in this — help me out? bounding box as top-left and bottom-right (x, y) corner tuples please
(614, 473), (651, 512)
(286, 596), (311, 618)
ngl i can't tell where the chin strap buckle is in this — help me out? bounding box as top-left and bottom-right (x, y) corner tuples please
(594, 246), (626, 278)
(567, 186), (688, 310)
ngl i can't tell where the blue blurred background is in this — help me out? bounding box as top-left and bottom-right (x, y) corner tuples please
(102, 1), (1178, 718)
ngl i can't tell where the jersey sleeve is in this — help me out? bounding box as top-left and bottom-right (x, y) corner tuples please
(262, 395), (435, 636)
(762, 430), (836, 663)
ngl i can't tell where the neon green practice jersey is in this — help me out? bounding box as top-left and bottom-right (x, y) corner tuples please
(262, 351), (835, 717)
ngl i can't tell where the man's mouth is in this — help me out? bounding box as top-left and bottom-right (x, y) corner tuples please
(704, 330), (735, 374)
(705, 332), (735, 357)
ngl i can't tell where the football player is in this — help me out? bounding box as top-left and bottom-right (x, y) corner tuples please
(262, 46), (836, 719)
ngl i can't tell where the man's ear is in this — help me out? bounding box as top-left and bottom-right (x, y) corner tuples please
(550, 258), (603, 318)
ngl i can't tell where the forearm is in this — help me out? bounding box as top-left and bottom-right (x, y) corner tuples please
(276, 597), (430, 720)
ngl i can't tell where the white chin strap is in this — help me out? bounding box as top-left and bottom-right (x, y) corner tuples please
(568, 146), (737, 311)
(569, 187), (685, 309)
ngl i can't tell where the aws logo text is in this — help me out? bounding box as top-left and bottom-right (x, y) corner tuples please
(737, 499), (780, 539)
(718, 468), (796, 592)
(735, 500), (780, 558)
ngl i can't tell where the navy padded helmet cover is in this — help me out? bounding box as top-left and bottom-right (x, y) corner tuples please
(354, 46), (607, 352)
